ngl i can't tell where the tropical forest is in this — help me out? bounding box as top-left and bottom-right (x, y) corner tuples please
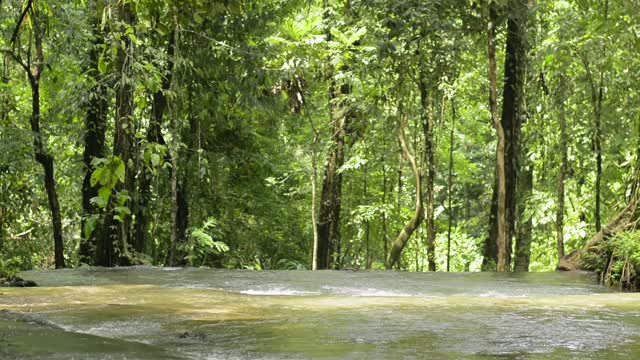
(1, 0), (640, 358)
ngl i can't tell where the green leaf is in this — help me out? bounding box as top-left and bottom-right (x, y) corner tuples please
(83, 215), (98, 240)
(98, 55), (107, 74)
(90, 167), (104, 187)
(98, 186), (112, 203)
(150, 153), (160, 167)
(115, 159), (126, 183)
(114, 206), (131, 215)
(90, 196), (107, 209)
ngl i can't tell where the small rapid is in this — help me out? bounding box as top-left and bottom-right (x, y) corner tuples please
(1, 267), (639, 359)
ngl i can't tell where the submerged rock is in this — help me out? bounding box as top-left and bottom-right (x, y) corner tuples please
(0, 275), (37, 288)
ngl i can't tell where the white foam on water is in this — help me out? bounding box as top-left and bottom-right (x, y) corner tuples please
(321, 286), (413, 297)
(239, 287), (320, 296)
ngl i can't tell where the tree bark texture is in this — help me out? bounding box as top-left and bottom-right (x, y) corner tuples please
(419, 66), (437, 272)
(80, 1), (108, 263)
(556, 91), (568, 261)
(99, 2), (136, 266)
(488, 4), (508, 272)
(447, 100), (456, 272)
(484, 0), (527, 271)
(18, 6), (65, 269)
(316, 2), (352, 269)
(309, 117), (319, 270)
(316, 106), (348, 269)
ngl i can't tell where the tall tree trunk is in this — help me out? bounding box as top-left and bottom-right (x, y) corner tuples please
(483, 0), (527, 271)
(555, 90), (568, 261)
(308, 115), (319, 270)
(134, 28), (176, 254)
(501, 0), (527, 268)
(80, 0), (108, 263)
(382, 160), (389, 262)
(447, 100), (456, 272)
(100, 1), (136, 266)
(580, 1), (607, 234)
(168, 136), (179, 266)
(386, 100), (424, 269)
(487, 4), (508, 272)
(14, 5), (65, 268)
(316, 111), (348, 269)
(419, 63), (436, 272)
(579, 0), (607, 234)
(316, 1), (352, 269)
(363, 163), (371, 269)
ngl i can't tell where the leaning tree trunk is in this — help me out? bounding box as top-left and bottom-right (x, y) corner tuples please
(558, 199), (639, 271)
(559, 129), (640, 271)
(386, 101), (424, 269)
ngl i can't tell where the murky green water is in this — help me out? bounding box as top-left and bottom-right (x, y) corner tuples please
(1, 267), (640, 359)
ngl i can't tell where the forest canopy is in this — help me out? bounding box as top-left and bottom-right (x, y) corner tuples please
(1, 0), (639, 282)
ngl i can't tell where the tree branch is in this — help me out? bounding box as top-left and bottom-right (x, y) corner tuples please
(11, 0), (33, 45)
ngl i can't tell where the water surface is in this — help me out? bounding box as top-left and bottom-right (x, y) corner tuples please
(1, 267), (639, 359)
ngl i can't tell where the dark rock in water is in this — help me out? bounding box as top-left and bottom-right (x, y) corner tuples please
(0, 275), (38, 288)
(179, 331), (206, 340)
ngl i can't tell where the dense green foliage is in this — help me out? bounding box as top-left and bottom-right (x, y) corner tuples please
(0, 0), (639, 275)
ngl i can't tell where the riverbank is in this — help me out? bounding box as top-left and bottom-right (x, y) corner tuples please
(0, 274), (37, 287)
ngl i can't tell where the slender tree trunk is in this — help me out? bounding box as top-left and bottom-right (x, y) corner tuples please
(419, 63), (436, 272)
(1, 57), (7, 122)
(447, 100), (456, 272)
(18, 7), (65, 268)
(487, 5), (508, 272)
(556, 94), (568, 261)
(386, 99), (424, 269)
(579, 0), (607, 233)
(167, 27), (181, 266)
(382, 160), (389, 262)
(364, 163), (371, 269)
(309, 117), (319, 270)
(134, 28), (176, 254)
(80, 0), (107, 263)
(168, 135), (179, 266)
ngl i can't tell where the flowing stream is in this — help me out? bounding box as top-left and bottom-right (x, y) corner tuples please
(1, 267), (640, 359)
